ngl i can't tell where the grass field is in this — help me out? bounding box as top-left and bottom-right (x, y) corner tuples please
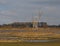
(0, 42), (60, 46)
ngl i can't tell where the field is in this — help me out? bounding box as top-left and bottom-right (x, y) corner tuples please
(0, 42), (60, 46)
(0, 27), (60, 46)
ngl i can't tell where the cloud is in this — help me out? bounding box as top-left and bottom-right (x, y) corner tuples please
(0, 10), (16, 15)
(0, 0), (7, 4)
(0, 0), (60, 25)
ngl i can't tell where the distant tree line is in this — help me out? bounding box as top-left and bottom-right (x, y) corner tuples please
(0, 22), (60, 28)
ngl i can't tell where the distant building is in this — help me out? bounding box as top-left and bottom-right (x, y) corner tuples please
(38, 22), (48, 27)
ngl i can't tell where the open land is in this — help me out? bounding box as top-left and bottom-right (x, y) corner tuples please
(0, 42), (60, 46)
(0, 27), (60, 42)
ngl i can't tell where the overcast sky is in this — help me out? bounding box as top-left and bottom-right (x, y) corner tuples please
(0, 0), (60, 25)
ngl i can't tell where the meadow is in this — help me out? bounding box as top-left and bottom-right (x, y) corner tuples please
(0, 27), (60, 46)
(0, 42), (60, 46)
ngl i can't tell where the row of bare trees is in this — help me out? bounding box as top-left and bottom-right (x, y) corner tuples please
(0, 22), (60, 28)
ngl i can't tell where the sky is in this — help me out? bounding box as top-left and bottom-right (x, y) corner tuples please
(0, 0), (60, 25)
